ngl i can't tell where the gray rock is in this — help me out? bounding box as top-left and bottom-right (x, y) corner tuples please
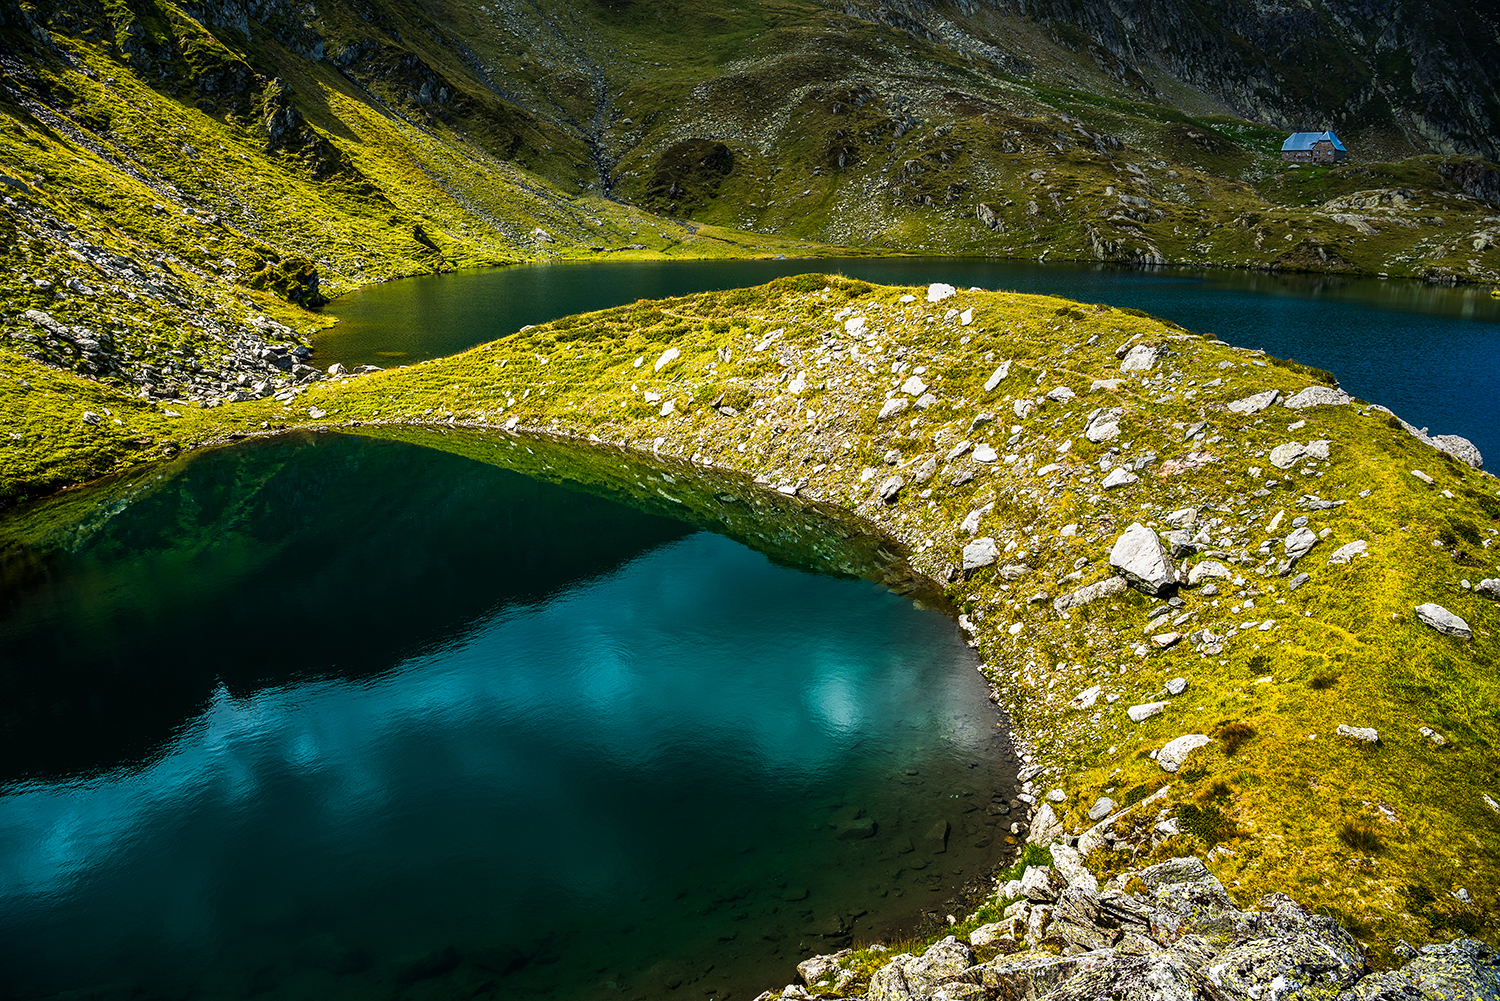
(877, 475), (905, 503)
(1134, 857), (1218, 891)
(1000, 562), (1032, 581)
(1021, 865), (1062, 903)
(1044, 954), (1226, 1001)
(1047, 385), (1077, 402)
(970, 919), (1025, 955)
(1111, 523), (1178, 596)
(1284, 526), (1319, 561)
(1102, 467), (1140, 489)
(1187, 560), (1232, 585)
(963, 537), (1000, 571)
(904, 936), (975, 995)
(866, 954), (920, 1001)
(1027, 801), (1065, 846)
(1269, 439), (1332, 469)
(925, 819), (951, 852)
(797, 949), (852, 986)
(1120, 344), (1164, 373)
(1207, 919), (1367, 1000)
(984, 361), (1012, 392)
(1415, 603), (1472, 639)
(1162, 530), (1198, 558)
(913, 456), (939, 483)
(1054, 577), (1129, 614)
(1049, 843), (1098, 892)
(1027, 904), (1054, 944)
(1432, 434), (1484, 469)
(1157, 734), (1212, 773)
(1088, 797), (1116, 822)
(1129, 701), (1169, 723)
(1070, 685), (1103, 709)
(1477, 579), (1500, 600)
(1228, 389), (1281, 414)
(1052, 913), (1121, 953)
(1149, 877), (1254, 947)
(1166, 677), (1188, 695)
(1284, 386), (1352, 409)
(979, 949), (1117, 998)
(1087, 407), (1125, 443)
(1336, 724), (1380, 744)
(1327, 540), (1369, 565)
(879, 397), (910, 421)
(1336, 938), (1500, 1001)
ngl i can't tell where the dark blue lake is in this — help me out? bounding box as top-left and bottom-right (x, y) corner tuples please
(0, 432), (1015, 1001)
(320, 259), (1500, 464)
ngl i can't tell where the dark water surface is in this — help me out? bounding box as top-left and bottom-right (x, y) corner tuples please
(0, 433), (1016, 1001)
(320, 258), (1500, 462)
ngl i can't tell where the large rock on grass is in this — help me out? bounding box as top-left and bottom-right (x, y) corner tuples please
(1111, 523), (1178, 595)
(1416, 603), (1472, 639)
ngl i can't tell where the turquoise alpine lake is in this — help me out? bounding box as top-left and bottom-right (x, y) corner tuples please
(319, 258), (1500, 463)
(0, 432), (1017, 1001)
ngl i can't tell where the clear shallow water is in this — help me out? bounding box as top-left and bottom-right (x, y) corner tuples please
(320, 258), (1500, 463)
(0, 433), (1015, 1001)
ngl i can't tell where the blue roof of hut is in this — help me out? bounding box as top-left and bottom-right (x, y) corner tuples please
(1281, 130), (1347, 152)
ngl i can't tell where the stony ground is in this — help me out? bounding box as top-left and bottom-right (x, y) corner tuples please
(766, 854), (1500, 1001)
(3, 275), (1499, 992)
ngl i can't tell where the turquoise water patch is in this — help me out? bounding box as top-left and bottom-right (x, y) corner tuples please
(0, 433), (1017, 1000)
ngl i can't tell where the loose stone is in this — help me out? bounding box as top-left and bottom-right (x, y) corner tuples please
(1283, 386), (1351, 408)
(1415, 603), (1472, 638)
(1128, 701), (1169, 722)
(1119, 344), (1163, 373)
(1336, 724), (1380, 744)
(1228, 389), (1281, 414)
(1326, 540), (1368, 565)
(962, 537), (999, 571)
(1157, 734), (1212, 773)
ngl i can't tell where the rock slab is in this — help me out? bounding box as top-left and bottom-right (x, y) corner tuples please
(1415, 603), (1472, 639)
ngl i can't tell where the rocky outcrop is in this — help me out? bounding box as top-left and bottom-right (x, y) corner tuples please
(771, 856), (1500, 1001)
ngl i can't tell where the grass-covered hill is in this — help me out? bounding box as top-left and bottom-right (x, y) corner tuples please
(5, 275), (1497, 962)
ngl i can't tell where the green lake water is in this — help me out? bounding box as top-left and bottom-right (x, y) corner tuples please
(0, 432), (1018, 1001)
